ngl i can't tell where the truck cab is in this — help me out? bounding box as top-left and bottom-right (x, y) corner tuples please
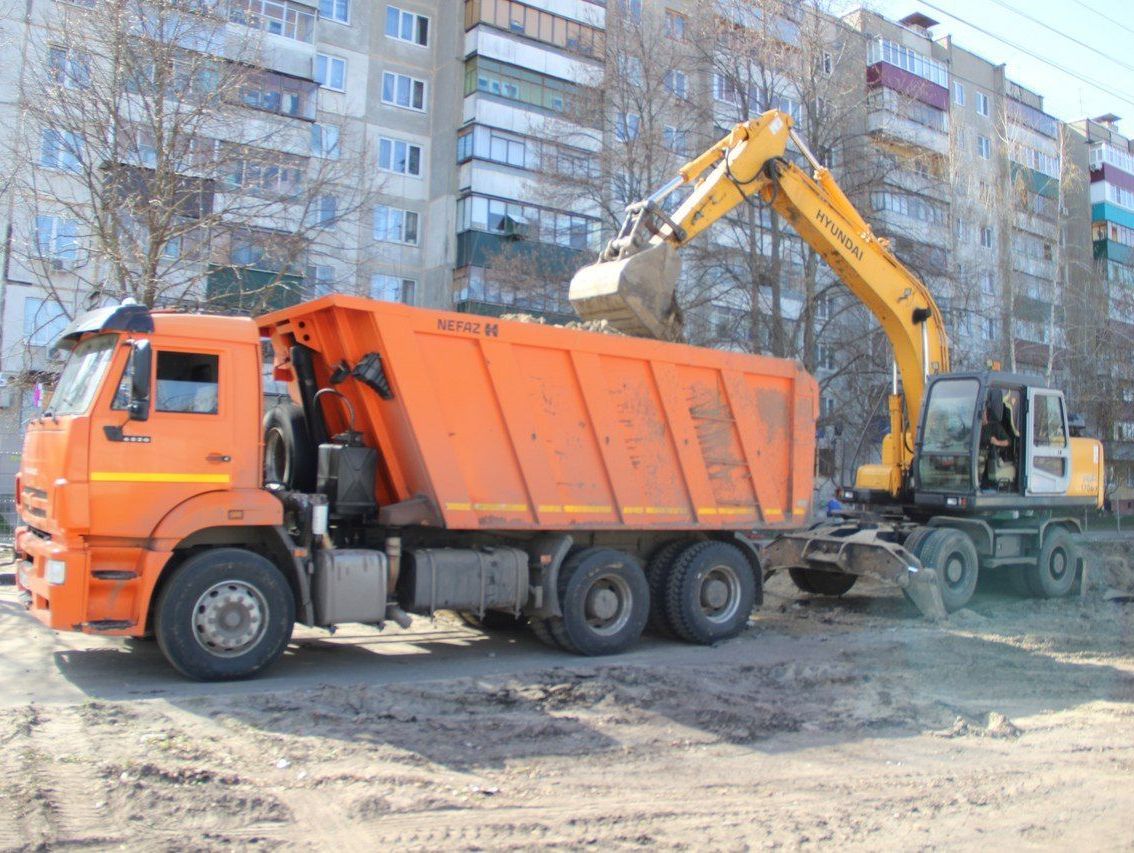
(15, 303), (276, 639)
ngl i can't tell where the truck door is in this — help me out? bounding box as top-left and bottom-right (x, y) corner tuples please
(88, 342), (236, 538)
(1025, 389), (1072, 495)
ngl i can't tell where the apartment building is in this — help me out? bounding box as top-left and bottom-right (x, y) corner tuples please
(1068, 114), (1134, 486)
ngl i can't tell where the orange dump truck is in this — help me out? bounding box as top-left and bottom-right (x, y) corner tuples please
(14, 295), (817, 679)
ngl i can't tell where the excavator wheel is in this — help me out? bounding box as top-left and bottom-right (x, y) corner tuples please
(1023, 527), (1082, 598)
(910, 527), (979, 612)
(788, 568), (857, 597)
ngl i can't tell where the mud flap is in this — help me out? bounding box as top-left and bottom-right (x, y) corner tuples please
(902, 567), (948, 621)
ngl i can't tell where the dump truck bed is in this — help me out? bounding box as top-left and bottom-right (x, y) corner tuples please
(259, 296), (817, 532)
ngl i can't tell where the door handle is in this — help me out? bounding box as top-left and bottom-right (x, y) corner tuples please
(206, 453), (232, 463)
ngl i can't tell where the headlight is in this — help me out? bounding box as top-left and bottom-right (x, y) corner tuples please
(45, 559), (66, 585)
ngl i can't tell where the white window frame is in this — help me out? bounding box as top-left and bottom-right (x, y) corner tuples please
(319, 0), (349, 25)
(40, 129), (83, 173)
(382, 71), (427, 112)
(378, 136), (423, 176)
(385, 5), (429, 46)
(373, 204), (419, 245)
(953, 81), (965, 106)
(314, 54), (346, 92)
(977, 135), (991, 159)
(976, 91), (990, 117)
(310, 123), (341, 159)
(24, 296), (69, 346)
(34, 215), (79, 265)
(664, 69), (687, 99)
(370, 273), (417, 304)
(980, 225), (994, 248)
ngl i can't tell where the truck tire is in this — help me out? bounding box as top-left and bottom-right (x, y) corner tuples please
(551, 548), (649, 656)
(528, 617), (560, 648)
(911, 527), (979, 612)
(263, 403), (316, 491)
(644, 539), (687, 637)
(155, 548), (295, 681)
(1024, 527), (1081, 598)
(458, 610), (526, 631)
(664, 541), (756, 644)
(788, 568), (857, 596)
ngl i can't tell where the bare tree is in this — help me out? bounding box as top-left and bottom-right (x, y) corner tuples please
(7, 0), (378, 340)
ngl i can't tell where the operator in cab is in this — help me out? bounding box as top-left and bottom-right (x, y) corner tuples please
(980, 393), (1011, 489)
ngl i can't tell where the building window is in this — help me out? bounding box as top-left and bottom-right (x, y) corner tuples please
(386, 5), (429, 45)
(664, 70), (687, 99)
(311, 195), (338, 227)
(455, 194), (598, 250)
(816, 342), (836, 371)
(319, 0), (348, 24)
(977, 135), (991, 159)
(976, 91), (990, 117)
(980, 225), (993, 247)
(373, 205), (419, 245)
(663, 126), (687, 154)
(378, 137), (423, 175)
(621, 0), (641, 21)
(822, 51), (833, 75)
(308, 264), (335, 296)
(382, 71), (427, 111)
(463, 0), (604, 59)
(465, 57), (577, 116)
(713, 73), (741, 105)
(228, 0), (315, 43)
(615, 112), (640, 142)
(867, 37), (948, 87)
(665, 9), (686, 40)
(23, 297), (69, 346)
(310, 123), (341, 158)
(240, 70), (317, 119)
(315, 54), (346, 92)
(40, 129), (83, 172)
(48, 46), (91, 89)
(371, 273), (416, 304)
(35, 215), (79, 264)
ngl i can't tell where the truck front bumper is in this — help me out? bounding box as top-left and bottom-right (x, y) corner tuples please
(14, 525), (87, 631)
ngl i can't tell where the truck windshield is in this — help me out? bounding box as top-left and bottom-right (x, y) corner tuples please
(48, 334), (118, 416)
(918, 378), (979, 492)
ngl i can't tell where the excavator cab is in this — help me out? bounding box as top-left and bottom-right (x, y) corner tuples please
(911, 372), (1084, 512)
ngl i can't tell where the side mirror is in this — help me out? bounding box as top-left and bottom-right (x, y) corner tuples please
(128, 339), (152, 421)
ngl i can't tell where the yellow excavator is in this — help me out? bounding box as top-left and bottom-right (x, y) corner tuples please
(570, 110), (1105, 615)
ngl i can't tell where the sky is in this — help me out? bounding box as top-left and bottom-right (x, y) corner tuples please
(834, 0), (1134, 130)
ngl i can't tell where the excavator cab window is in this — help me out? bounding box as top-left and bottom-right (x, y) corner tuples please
(917, 377), (979, 492)
(979, 388), (1019, 492)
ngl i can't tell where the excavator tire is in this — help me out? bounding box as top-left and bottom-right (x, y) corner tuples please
(1023, 527), (1081, 598)
(263, 403), (316, 492)
(911, 527), (979, 612)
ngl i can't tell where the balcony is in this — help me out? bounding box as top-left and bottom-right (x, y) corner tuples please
(867, 110), (948, 155)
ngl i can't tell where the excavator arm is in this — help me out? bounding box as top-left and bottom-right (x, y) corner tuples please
(569, 110), (950, 495)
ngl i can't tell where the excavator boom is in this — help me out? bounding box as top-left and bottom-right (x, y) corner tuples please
(569, 109), (949, 492)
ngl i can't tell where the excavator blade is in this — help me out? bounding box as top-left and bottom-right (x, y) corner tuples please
(903, 567), (948, 621)
(568, 243), (683, 341)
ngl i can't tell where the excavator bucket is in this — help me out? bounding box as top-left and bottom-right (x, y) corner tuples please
(568, 243), (683, 341)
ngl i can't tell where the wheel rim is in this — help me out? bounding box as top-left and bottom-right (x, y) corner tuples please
(944, 553), (967, 588)
(583, 574), (632, 636)
(1049, 547), (1068, 580)
(700, 564), (742, 624)
(264, 427), (287, 483)
(193, 580), (269, 657)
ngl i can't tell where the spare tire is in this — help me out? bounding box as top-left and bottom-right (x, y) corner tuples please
(263, 402), (316, 491)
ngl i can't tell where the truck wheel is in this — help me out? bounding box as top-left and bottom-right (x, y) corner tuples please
(664, 541), (756, 644)
(528, 617), (560, 648)
(645, 540), (687, 637)
(1024, 528), (1081, 598)
(458, 611), (526, 631)
(788, 568), (857, 596)
(552, 548), (648, 656)
(155, 548), (295, 681)
(263, 403), (316, 491)
(912, 528), (979, 612)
